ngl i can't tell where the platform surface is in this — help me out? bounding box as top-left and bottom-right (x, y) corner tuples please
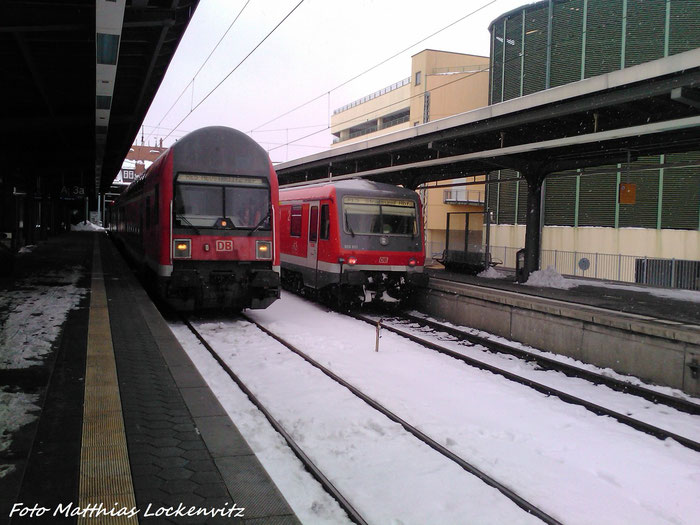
(0, 232), (299, 525)
(426, 266), (700, 327)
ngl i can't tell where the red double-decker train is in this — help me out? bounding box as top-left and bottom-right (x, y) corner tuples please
(109, 126), (280, 311)
(279, 179), (427, 307)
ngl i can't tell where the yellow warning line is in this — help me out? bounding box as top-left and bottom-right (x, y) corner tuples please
(78, 237), (137, 523)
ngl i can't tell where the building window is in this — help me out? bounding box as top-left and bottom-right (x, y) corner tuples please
(415, 71), (422, 86)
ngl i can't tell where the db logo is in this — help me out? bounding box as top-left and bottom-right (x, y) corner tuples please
(216, 240), (233, 251)
(378, 256), (389, 263)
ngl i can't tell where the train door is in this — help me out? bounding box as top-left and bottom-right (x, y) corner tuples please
(306, 202), (320, 288)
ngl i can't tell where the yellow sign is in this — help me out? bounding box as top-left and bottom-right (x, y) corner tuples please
(619, 183), (636, 205)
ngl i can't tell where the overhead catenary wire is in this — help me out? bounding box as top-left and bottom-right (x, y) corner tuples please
(162, 0), (305, 144)
(250, 0), (498, 134)
(144, 0), (252, 146)
(266, 15), (606, 155)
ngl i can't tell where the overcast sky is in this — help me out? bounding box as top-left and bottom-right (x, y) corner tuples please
(140, 0), (533, 163)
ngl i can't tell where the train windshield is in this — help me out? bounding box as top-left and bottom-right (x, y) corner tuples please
(343, 196), (417, 235)
(174, 173), (270, 229)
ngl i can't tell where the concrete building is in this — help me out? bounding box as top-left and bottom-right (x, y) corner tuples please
(487, 0), (700, 288)
(331, 49), (491, 260)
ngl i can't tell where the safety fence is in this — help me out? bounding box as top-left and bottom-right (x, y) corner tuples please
(426, 241), (700, 291)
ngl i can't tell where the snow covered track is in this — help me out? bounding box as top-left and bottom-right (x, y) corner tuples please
(355, 313), (700, 452)
(242, 313), (562, 525)
(172, 294), (699, 524)
(399, 312), (700, 416)
(180, 315), (368, 525)
(182, 313), (558, 525)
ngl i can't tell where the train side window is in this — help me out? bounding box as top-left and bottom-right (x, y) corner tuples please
(309, 206), (318, 242)
(290, 205), (302, 237)
(320, 204), (330, 240)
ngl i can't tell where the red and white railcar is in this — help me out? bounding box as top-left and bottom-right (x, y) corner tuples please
(279, 179), (427, 306)
(110, 126), (280, 310)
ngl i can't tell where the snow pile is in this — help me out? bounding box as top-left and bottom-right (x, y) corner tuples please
(478, 266), (506, 279)
(17, 245), (36, 254)
(71, 221), (105, 232)
(524, 265), (577, 290)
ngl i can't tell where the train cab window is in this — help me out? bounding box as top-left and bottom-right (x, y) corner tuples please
(173, 174), (270, 230)
(320, 204), (330, 240)
(290, 205), (302, 237)
(225, 186), (269, 228)
(343, 197), (417, 236)
(381, 204), (417, 235)
(309, 206), (318, 242)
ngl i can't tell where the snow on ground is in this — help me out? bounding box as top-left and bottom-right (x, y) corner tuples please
(0, 266), (87, 368)
(483, 262), (700, 304)
(0, 388), (40, 478)
(408, 310), (700, 405)
(377, 317), (700, 441)
(233, 293), (700, 525)
(0, 264), (87, 478)
(569, 277), (700, 303)
(171, 322), (354, 525)
(172, 319), (542, 525)
(71, 221), (105, 232)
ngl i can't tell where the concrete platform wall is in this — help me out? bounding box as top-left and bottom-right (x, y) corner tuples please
(417, 280), (700, 396)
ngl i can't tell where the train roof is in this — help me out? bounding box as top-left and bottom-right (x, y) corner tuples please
(172, 126), (272, 178)
(280, 178), (420, 202)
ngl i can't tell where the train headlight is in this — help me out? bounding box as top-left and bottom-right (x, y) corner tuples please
(408, 257), (417, 267)
(256, 241), (272, 260)
(173, 239), (191, 259)
(347, 256), (358, 265)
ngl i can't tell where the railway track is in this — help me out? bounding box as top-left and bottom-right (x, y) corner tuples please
(182, 314), (563, 525)
(349, 311), (700, 452)
(180, 315), (369, 525)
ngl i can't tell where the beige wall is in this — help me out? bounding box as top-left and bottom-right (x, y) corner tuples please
(542, 226), (700, 260)
(489, 224), (700, 279)
(425, 72), (489, 121)
(410, 50), (489, 124)
(330, 83), (411, 138)
(410, 51), (490, 253)
(331, 49), (490, 147)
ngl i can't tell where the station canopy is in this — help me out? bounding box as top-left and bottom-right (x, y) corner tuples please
(0, 0), (199, 198)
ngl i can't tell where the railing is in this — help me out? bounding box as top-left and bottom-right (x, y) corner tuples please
(380, 114), (410, 130)
(333, 77), (411, 115)
(433, 64), (490, 75)
(348, 125), (378, 139)
(443, 189), (485, 204)
(426, 242), (700, 291)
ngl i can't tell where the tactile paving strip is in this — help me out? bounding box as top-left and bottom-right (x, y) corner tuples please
(77, 238), (136, 524)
